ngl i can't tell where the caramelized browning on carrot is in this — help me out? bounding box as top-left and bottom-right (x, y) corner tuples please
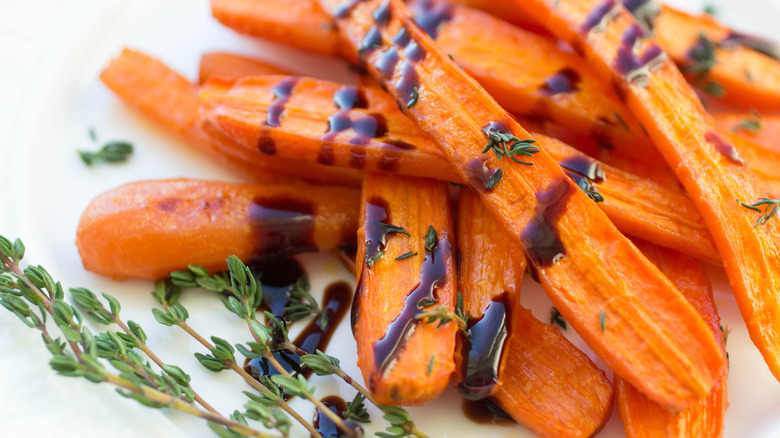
(76, 179), (359, 280)
(516, 0), (780, 385)
(100, 48), (363, 187)
(199, 52), (293, 84)
(320, 0), (724, 411)
(616, 240), (727, 437)
(353, 172), (457, 405)
(458, 189), (613, 437)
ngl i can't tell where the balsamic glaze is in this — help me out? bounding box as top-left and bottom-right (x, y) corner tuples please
(334, 0), (363, 18)
(374, 46), (401, 79)
(482, 119), (511, 135)
(359, 26), (383, 54)
(581, 0), (619, 33)
(520, 177), (573, 267)
(705, 131), (744, 165)
(372, 0), (392, 26)
(258, 258), (306, 317)
(265, 77), (299, 127)
(373, 236), (450, 374)
(559, 155), (605, 182)
(622, 0), (660, 31)
(615, 24), (665, 84)
(333, 86), (369, 110)
(410, 0), (454, 39)
(459, 295), (509, 400)
(313, 395), (364, 438)
(322, 86), (388, 155)
(249, 197), (317, 262)
(362, 197), (394, 266)
(257, 132), (276, 155)
(395, 61), (420, 103)
(464, 156), (500, 192)
(461, 398), (515, 426)
(391, 26), (412, 47)
(540, 68), (581, 95)
(244, 282), (352, 382)
(721, 32), (780, 61)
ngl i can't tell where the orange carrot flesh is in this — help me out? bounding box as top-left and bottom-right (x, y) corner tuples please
(319, 0), (724, 410)
(75, 179), (359, 280)
(616, 240), (728, 438)
(515, 0), (780, 383)
(100, 48), (363, 187)
(715, 112), (780, 155)
(457, 189), (613, 438)
(199, 52), (293, 84)
(353, 172), (457, 405)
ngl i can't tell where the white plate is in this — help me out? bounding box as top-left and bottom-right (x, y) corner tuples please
(2, 0), (780, 436)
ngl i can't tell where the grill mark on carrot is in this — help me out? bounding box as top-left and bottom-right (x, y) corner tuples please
(615, 24), (666, 85)
(559, 155), (605, 182)
(705, 131), (744, 165)
(382, 139), (415, 150)
(459, 293), (509, 400)
(409, 0), (454, 39)
(581, 0), (621, 34)
(154, 198), (181, 213)
(376, 151), (401, 171)
(464, 156), (500, 192)
(373, 235), (450, 374)
(540, 68), (581, 95)
(520, 177), (573, 267)
(265, 77), (299, 127)
(249, 197), (318, 261)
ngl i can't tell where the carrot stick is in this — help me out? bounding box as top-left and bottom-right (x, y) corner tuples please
(199, 52), (293, 84)
(75, 179), (360, 280)
(715, 112), (780, 155)
(616, 240), (728, 437)
(514, 0), (780, 384)
(100, 48), (363, 187)
(457, 188), (613, 437)
(319, 0), (724, 410)
(353, 172), (457, 405)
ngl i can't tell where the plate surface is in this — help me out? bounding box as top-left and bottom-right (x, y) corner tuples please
(2, 0), (780, 436)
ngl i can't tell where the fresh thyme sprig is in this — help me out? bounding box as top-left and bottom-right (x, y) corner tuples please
(79, 141), (134, 166)
(415, 291), (469, 332)
(686, 32), (717, 79)
(576, 177), (604, 203)
(481, 126), (540, 165)
(737, 197), (780, 227)
(732, 110), (762, 133)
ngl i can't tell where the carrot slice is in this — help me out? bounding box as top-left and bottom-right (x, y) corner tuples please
(353, 172), (457, 405)
(457, 188), (613, 437)
(75, 179), (359, 280)
(715, 112), (780, 155)
(319, 0), (723, 410)
(100, 48), (362, 187)
(514, 0), (780, 383)
(199, 52), (293, 84)
(616, 240), (728, 437)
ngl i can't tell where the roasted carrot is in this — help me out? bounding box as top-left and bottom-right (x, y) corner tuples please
(319, 0), (723, 410)
(100, 48), (363, 187)
(515, 0), (780, 383)
(353, 172), (457, 404)
(715, 112), (780, 154)
(616, 240), (728, 437)
(457, 188), (613, 437)
(75, 179), (359, 280)
(199, 52), (293, 84)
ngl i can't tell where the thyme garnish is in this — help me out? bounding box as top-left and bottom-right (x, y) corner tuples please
(485, 168), (503, 190)
(427, 355), (435, 375)
(424, 225), (438, 252)
(599, 310), (606, 333)
(732, 110), (762, 133)
(614, 112), (629, 131)
(577, 177), (605, 203)
(407, 87), (419, 108)
(686, 32), (717, 79)
(550, 306), (567, 330)
(737, 197), (780, 227)
(395, 251), (417, 261)
(375, 221), (411, 238)
(416, 291), (469, 332)
(79, 141), (134, 166)
(481, 126), (540, 165)
(703, 4), (717, 16)
(703, 81), (725, 98)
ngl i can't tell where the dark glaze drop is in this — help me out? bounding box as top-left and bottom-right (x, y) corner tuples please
(458, 295), (509, 400)
(374, 46), (400, 79)
(362, 197), (397, 266)
(559, 155), (605, 182)
(482, 119), (511, 135)
(373, 236), (450, 374)
(461, 399), (515, 426)
(249, 197), (317, 262)
(395, 61), (421, 103)
(372, 0), (392, 26)
(622, 0), (660, 31)
(257, 258), (306, 317)
(265, 77), (299, 127)
(520, 177), (573, 267)
(334, 0), (363, 18)
(410, 0), (454, 39)
(359, 26), (383, 54)
(464, 156), (500, 192)
(615, 24), (665, 84)
(313, 395), (364, 438)
(257, 131), (276, 155)
(391, 26), (412, 47)
(721, 32), (780, 61)
(540, 68), (581, 95)
(244, 281), (353, 382)
(333, 86), (369, 110)
(705, 131), (744, 165)
(322, 86), (388, 155)
(581, 0), (619, 33)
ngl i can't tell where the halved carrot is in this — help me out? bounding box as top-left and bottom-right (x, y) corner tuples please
(457, 188), (613, 437)
(75, 179), (359, 280)
(514, 0), (780, 383)
(319, 0), (723, 410)
(353, 172), (457, 404)
(616, 240), (728, 437)
(715, 112), (780, 155)
(199, 52), (293, 84)
(100, 48), (363, 187)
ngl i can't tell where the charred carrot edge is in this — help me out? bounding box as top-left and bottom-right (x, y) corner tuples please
(75, 179), (360, 280)
(353, 172), (457, 405)
(458, 189), (613, 437)
(100, 48), (363, 187)
(199, 52), (293, 84)
(715, 112), (780, 155)
(616, 240), (728, 438)
(515, 0), (780, 383)
(319, 0), (723, 410)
